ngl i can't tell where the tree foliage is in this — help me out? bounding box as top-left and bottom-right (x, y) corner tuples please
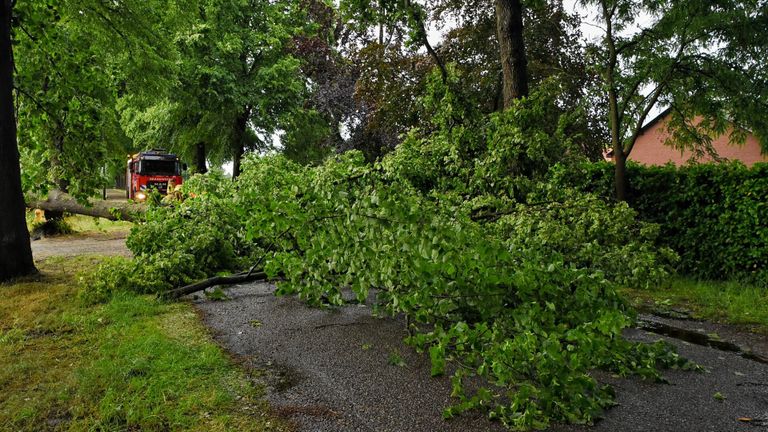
(13, 0), (186, 199)
(583, 0), (768, 199)
(14, 0), (126, 198)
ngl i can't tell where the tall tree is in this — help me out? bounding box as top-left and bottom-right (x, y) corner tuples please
(14, 0), (123, 199)
(0, 0), (36, 281)
(120, 0), (305, 177)
(495, 0), (528, 105)
(584, 0), (768, 200)
(437, 0), (606, 158)
(292, 0), (431, 161)
(14, 0), (182, 201)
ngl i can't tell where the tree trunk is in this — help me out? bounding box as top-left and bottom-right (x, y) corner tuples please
(0, 0), (37, 280)
(45, 131), (70, 227)
(195, 142), (207, 174)
(231, 108), (250, 179)
(495, 0), (529, 108)
(602, 0), (628, 202)
(28, 190), (146, 222)
(232, 138), (244, 179)
(614, 149), (628, 202)
(51, 131), (69, 192)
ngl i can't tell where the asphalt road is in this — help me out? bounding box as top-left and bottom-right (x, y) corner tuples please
(195, 283), (768, 432)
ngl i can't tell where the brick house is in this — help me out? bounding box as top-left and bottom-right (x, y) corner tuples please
(604, 109), (768, 166)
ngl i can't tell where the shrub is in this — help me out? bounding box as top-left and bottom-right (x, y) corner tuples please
(552, 161), (768, 286)
(491, 192), (677, 289)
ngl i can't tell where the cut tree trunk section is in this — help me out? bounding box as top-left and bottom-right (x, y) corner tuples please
(614, 149), (628, 202)
(27, 190), (146, 222)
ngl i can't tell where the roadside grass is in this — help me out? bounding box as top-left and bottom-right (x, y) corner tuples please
(0, 256), (290, 431)
(26, 211), (133, 237)
(65, 214), (133, 234)
(625, 277), (768, 332)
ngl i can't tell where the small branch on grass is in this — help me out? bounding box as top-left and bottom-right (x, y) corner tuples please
(313, 321), (371, 330)
(159, 271), (270, 300)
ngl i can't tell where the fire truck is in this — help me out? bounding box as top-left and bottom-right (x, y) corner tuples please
(126, 149), (185, 201)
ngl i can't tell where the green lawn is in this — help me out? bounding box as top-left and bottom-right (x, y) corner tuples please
(0, 256), (291, 431)
(64, 214), (134, 234)
(26, 211), (134, 236)
(625, 277), (768, 332)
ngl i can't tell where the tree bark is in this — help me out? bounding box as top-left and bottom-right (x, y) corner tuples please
(27, 190), (146, 222)
(195, 142), (207, 174)
(495, 0), (529, 108)
(0, 0), (37, 281)
(231, 108), (250, 179)
(46, 131), (69, 226)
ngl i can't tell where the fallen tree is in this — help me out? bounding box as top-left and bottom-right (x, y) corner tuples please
(82, 153), (693, 430)
(26, 189), (145, 222)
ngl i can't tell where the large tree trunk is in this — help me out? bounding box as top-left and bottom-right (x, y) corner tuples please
(27, 190), (146, 222)
(195, 142), (208, 174)
(231, 108), (250, 179)
(0, 0), (37, 280)
(495, 0), (529, 108)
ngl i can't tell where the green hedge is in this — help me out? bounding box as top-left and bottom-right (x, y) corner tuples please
(553, 161), (768, 287)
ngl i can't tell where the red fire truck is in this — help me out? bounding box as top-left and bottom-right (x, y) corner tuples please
(126, 149), (184, 201)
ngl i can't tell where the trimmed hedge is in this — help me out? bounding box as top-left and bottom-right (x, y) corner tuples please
(553, 161), (768, 287)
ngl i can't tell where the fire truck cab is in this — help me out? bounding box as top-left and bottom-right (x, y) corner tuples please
(126, 149), (184, 201)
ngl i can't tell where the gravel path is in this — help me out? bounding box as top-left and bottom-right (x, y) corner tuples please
(30, 233), (131, 261)
(195, 283), (768, 432)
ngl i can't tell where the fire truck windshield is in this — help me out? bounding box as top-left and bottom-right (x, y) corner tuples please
(139, 160), (179, 175)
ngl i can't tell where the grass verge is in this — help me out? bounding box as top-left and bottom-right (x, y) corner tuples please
(0, 256), (290, 431)
(27, 211), (133, 236)
(625, 277), (768, 332)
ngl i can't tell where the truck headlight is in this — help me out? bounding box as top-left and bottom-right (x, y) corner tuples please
(136, 191), (147, 201)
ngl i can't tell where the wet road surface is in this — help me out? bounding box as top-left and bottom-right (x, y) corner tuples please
(195, 283), (768, 432)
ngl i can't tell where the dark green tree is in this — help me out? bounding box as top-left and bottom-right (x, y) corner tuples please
(14, 0), (184, 200)
(120, 0), (306, 178)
